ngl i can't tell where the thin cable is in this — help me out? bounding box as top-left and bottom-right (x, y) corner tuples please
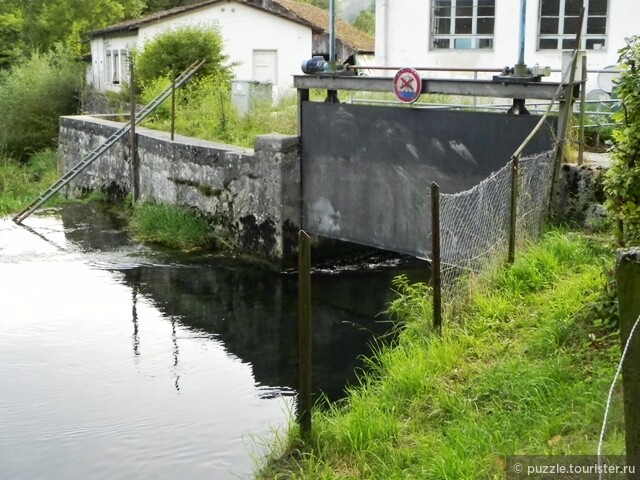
(598, 312), (640, 479)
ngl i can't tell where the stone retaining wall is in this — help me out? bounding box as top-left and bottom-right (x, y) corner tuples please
(58, 115), (300, 265)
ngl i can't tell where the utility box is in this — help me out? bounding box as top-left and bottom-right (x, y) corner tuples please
(231, 80), (272, 116)
(561, 50), (586, 83)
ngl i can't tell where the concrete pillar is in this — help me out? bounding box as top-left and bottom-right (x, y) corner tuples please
(616, 248), (640, 475)
(253, 134), (301, 266)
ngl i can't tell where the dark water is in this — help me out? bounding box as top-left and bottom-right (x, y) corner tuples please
(0, 205), (426, 480)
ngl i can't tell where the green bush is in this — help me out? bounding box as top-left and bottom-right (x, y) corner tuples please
(133, 25), (232, 89)
(0, 46), (83, 159)
(0, 148), (60, 216)
(603, 35), (640, 244)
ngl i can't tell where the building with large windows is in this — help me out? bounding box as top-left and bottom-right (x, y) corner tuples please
(375, 0), (634, 92)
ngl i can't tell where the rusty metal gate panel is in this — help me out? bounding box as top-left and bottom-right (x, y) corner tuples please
(301, 102), (555, 257)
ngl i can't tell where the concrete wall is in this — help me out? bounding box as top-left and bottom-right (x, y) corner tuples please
(375, 0), (634, 92)
(58, 116), (300, 265)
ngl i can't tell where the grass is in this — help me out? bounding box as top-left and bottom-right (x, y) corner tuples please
(138, 76), (301, 148)
(128, 202), (216, 251)
(0, 149), (61, 217)
(258, 230), (625, 479)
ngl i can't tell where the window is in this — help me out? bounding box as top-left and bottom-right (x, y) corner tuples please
(431, 0), (495, 50)
(538, 0), (608, 50)
(105, 49), (129, 85)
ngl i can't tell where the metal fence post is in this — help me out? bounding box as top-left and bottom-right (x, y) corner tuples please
(431, 183), (442, 331)
(298, 230), (312, 436)
(508, 155), (519, 264)
(171, 66), (176, 142)
(578, 58), (587, 165)
(129, 60), (140, 203)
(616, 249), (640, 476)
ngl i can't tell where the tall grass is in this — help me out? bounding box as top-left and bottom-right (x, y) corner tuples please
(138, 74), (298, 148)
(259, 231), (624, 479)
(128, 202), (214, 251)
(0, 149), (60, 217)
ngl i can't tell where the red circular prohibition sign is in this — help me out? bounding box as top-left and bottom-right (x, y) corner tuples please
(393, 68), (422, 104)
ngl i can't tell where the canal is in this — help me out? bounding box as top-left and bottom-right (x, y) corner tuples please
(0, 205), (426, 479)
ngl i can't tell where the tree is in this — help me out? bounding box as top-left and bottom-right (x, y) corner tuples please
(295, 0), (331, 10)
(352, 1), (375, 36)
(21, 0), (145, 52)
(133, 25), (232, 88)
(0, 46), (84, 159)
(0, 10), (25, 68)
(143, 0), (204, 13)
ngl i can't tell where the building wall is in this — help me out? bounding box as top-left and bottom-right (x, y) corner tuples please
(89, 32), (138, 92)
(375, 0), (635, 92)
(89, 1), (312, 97)
(58, 116), (301, 265)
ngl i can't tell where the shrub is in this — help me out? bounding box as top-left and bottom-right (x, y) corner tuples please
(0, 46), (83, 159)
(0, 149), (59, 216)
(133, 25), (233, 89)
(603, 35), (640, 244)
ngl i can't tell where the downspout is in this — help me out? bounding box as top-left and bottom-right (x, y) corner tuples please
(329, 0), (336, 68)
(516, 0), (527, 74)
(378, 0), (388, 67)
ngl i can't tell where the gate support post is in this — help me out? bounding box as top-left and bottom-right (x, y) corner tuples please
(616, 249), (640, 476)
(297, 230), (312, 436)
(297, 88), (309, 137)
(431, 183), (442, 332)
(508, 155), (519, 264)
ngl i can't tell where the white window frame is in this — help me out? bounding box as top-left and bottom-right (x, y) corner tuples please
(105, 49), (129, 85)
(537, 0), (609, 51)
(430, 0), (495, 50)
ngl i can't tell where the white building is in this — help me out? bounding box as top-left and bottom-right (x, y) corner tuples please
(375, 0), (636, 93)
(86, 0), (374, 96)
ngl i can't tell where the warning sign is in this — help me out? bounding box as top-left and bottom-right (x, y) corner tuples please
(393, 68), (422, 104)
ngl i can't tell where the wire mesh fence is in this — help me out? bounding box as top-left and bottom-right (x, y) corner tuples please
(436, 150), (555, 301)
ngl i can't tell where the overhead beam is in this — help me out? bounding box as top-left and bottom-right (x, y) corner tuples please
(293, 75), (571, 101)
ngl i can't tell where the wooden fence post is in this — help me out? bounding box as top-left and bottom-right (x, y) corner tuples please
(508, 155), (519, 264)
(616, 248), (640, 476)
(298, 230), (312, 436)
(431, 183), (442, 332)
(129, 60), (140, 203)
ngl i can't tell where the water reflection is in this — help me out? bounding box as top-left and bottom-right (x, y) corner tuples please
(0, 205), (427, 480)
(59, 204), (428, 401)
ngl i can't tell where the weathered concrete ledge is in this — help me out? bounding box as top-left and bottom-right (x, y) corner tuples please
(58, 115), (300, 266)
